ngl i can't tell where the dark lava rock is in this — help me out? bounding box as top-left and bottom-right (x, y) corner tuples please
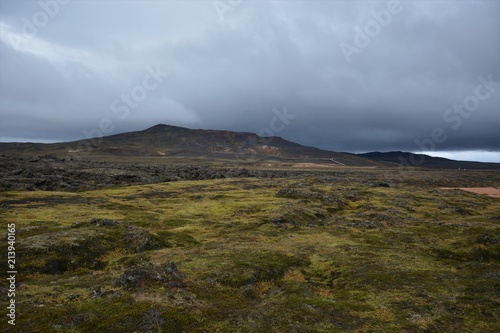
(372, 182), (390, 188)
(477, 233), (499, 245)
(115, 261), (186, 290)
(90, 218), (119, 227)
(271, 216), (289, 227)
(276, 188), (306, 199)
(88, 286), (101, 299)
(0, 154), (293, 191)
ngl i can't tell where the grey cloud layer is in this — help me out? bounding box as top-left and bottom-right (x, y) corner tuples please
(0, 1), (499, 154)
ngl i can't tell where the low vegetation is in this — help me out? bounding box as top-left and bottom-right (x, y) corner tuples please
(1, 168), (499, 332)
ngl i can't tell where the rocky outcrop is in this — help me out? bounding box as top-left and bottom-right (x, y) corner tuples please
(0, 154), (290, 191)
(115, 261), (186, 290)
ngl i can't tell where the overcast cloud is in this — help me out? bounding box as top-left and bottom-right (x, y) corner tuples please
(0, 0), (499, 162)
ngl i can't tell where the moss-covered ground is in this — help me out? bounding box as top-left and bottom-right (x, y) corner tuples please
(1, 168), (499, 332)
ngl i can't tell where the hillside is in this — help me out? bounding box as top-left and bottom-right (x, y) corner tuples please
(357, 151), (500, 170)
(0, 124), (382, 167)
(2, 125), (499, 169)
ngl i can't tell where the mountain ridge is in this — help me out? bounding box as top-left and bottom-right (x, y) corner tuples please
(0, 123), (379, 166)
(356, 151), (500, 170)
(1, 124), (499, 169)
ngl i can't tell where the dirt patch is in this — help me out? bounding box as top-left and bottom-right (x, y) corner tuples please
(291, 163), (336, 168)
(441, 187), (500, 198)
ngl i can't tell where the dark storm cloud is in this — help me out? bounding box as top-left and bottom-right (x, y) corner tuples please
(0, 1), (499, 161)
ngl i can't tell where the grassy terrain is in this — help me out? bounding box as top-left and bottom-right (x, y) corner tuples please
(1, 168), (499, 332)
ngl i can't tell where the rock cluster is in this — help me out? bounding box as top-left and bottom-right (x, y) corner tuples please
(0, 154), (290, 191)
(115, 261), (186, 290)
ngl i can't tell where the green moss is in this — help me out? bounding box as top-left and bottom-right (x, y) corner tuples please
(5, 170), (500, 331)
(211, 250), (309, 287)
(18, 220), (170, 274)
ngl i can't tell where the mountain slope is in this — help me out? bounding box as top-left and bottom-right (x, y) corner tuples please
(0, 124), (381, 166)
(2, 125), (499, 169)
(357, 151), (500, 170)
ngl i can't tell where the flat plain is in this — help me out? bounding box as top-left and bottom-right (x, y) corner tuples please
(1, 163), (499, 332)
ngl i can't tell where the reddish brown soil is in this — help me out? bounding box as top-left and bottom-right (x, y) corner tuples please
(442, 187), (500, 198)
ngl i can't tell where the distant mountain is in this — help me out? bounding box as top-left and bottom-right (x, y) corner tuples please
(356, 151), (500, 170)
(0, 124), (382, 166)
(2, 125), (499, 169)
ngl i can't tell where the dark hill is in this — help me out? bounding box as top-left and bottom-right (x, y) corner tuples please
(0, 124), (381, 166)
(2, 125), (499, 169)
(357, 151), (500, 170)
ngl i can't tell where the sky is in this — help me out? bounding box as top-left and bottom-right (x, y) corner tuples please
(0, 0), (499, 163)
